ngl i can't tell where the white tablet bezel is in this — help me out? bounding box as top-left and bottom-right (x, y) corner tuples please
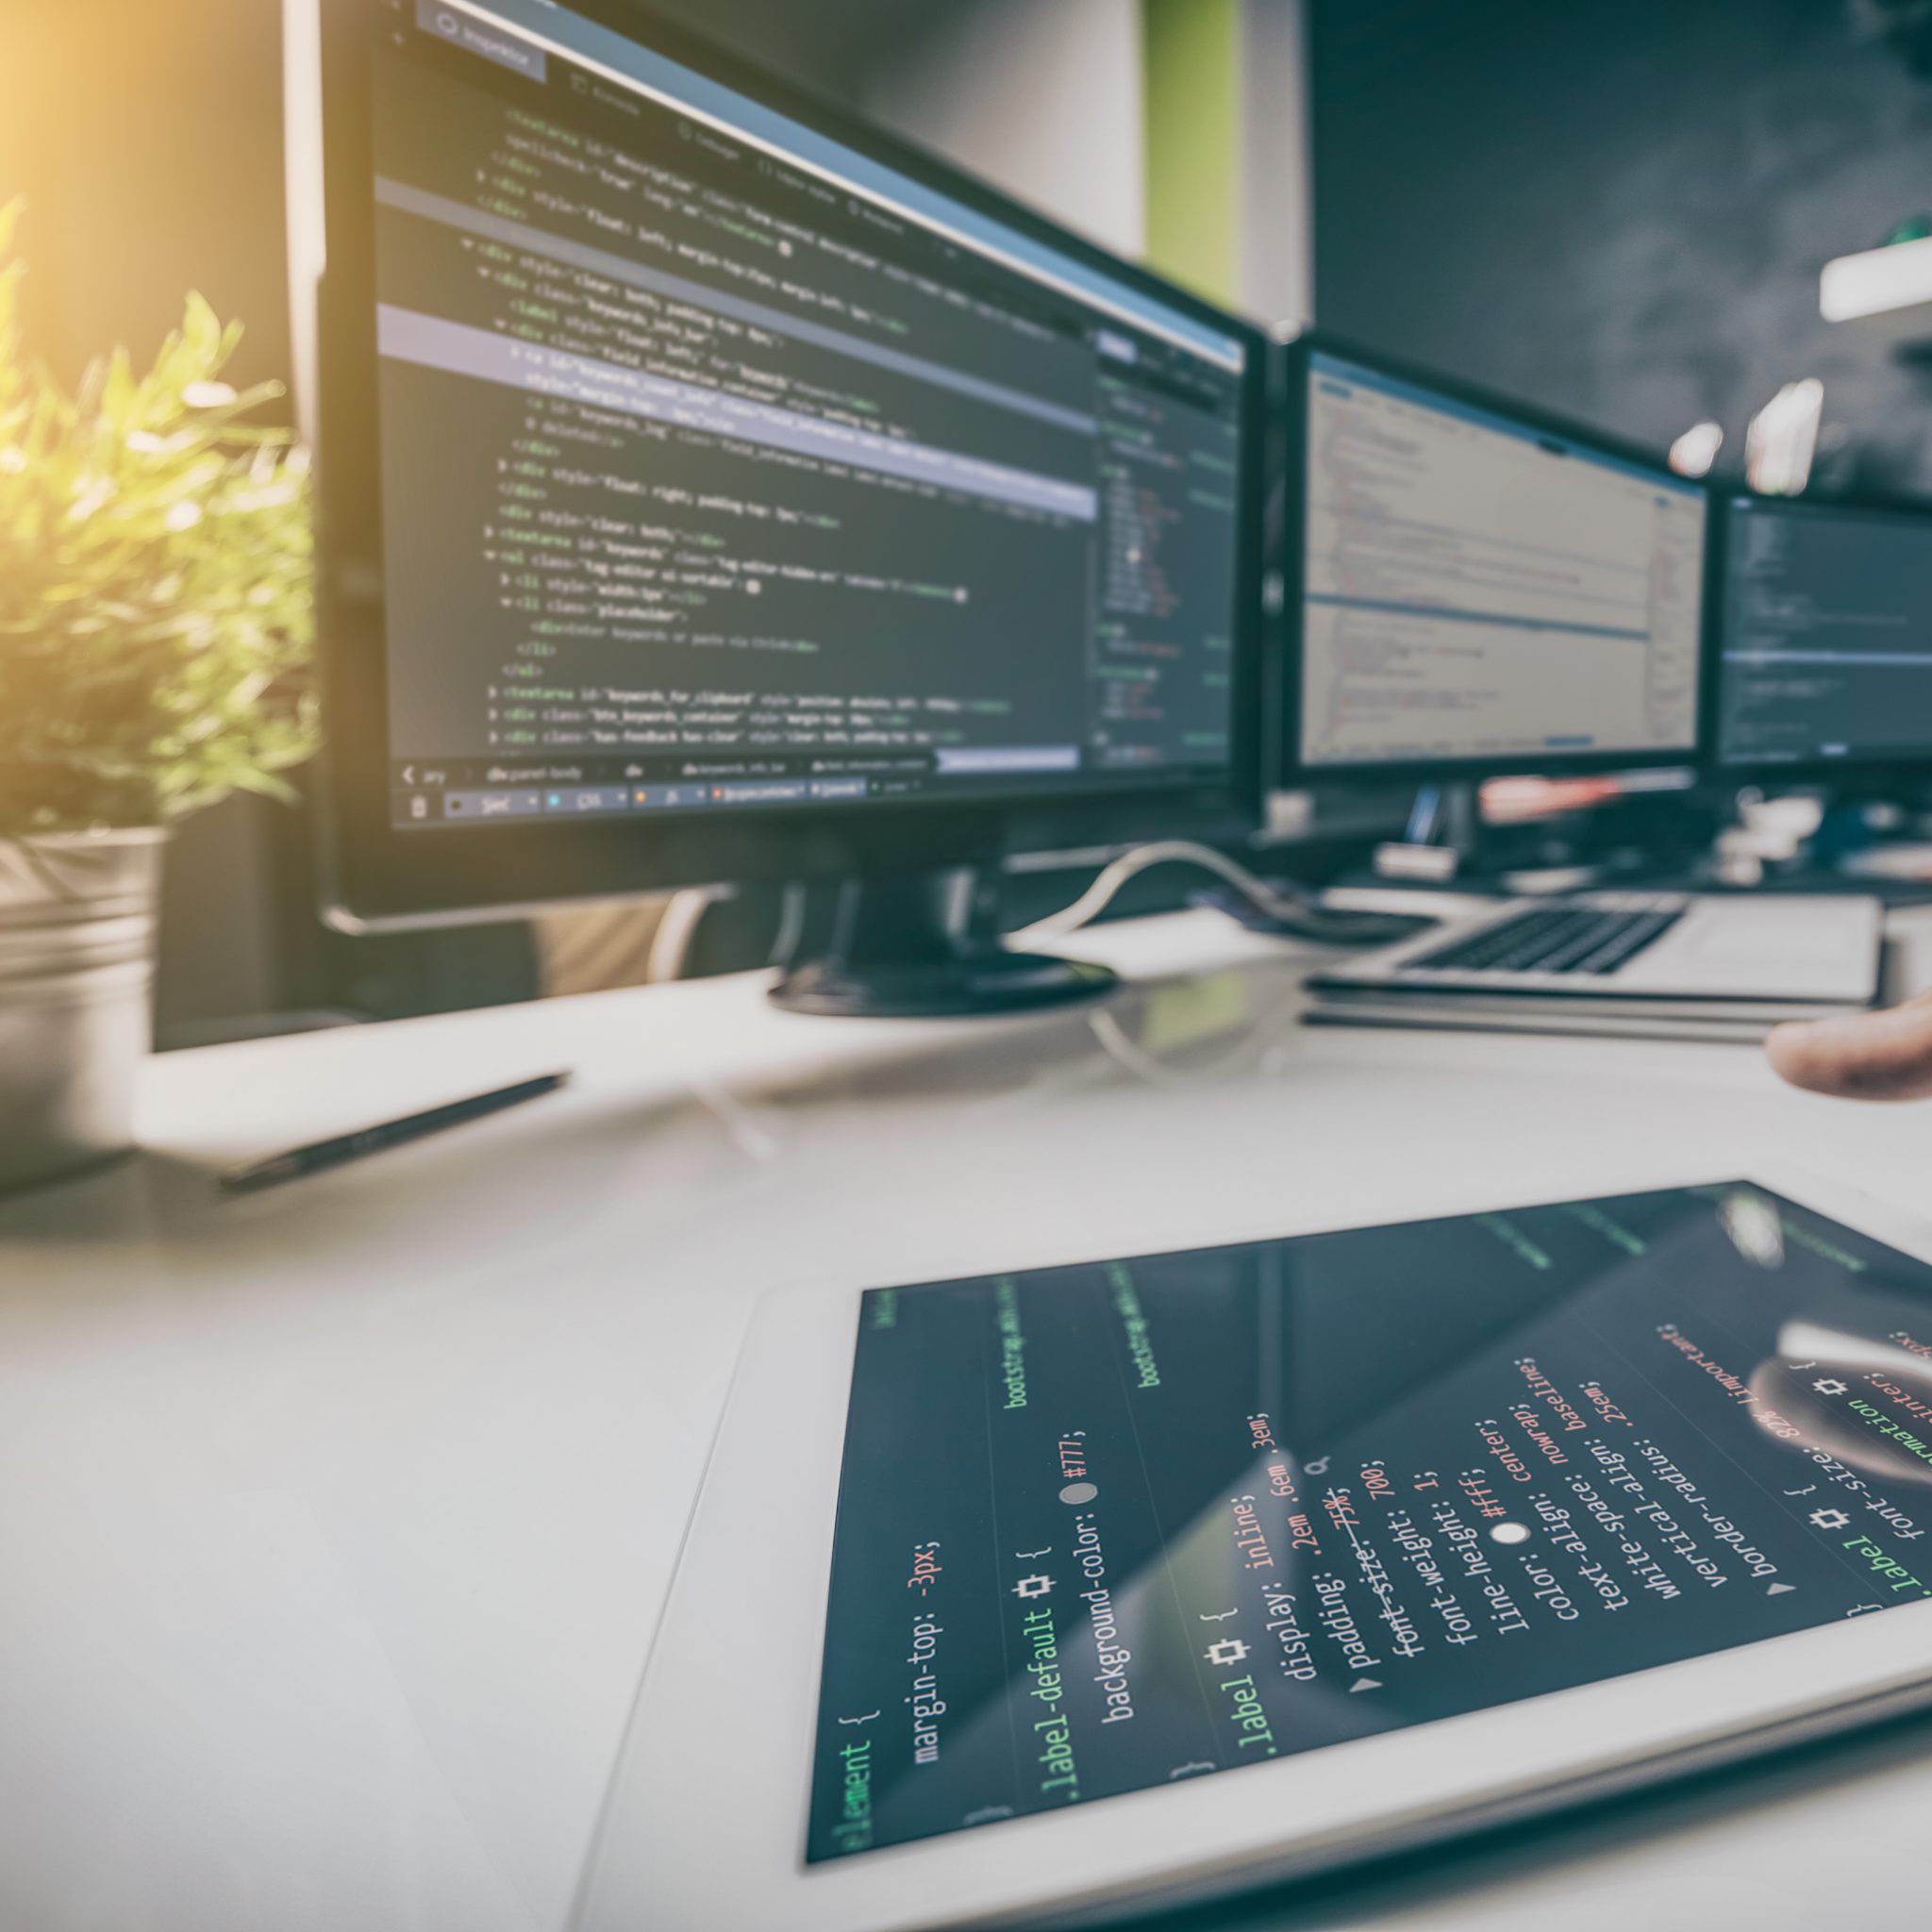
(575, 1163), (1932, 1932)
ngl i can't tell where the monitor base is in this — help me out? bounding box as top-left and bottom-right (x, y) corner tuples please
(772, 950), (1117, 1019)
(769, 868), (1117, 1019)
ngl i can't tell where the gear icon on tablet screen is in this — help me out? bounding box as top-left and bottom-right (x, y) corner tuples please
(1811, 1377), (1849, 1396)
(1809, 1507), (1851, 1531)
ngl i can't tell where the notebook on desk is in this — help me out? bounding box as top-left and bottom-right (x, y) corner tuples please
(1305, 891), (1885, 1040)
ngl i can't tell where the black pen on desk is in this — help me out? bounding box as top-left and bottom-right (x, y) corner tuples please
(219, 1072), (572, 1194)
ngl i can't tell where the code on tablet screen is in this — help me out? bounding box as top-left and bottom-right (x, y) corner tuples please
(808, 1185), (1932, 1859)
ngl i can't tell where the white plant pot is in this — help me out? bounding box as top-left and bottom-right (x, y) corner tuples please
(0, 828), (164, 1194)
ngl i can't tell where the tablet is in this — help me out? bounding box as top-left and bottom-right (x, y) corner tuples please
(576, 1173), (1932, 1930)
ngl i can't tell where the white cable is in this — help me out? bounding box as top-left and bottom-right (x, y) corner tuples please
(645, 884), (733, 984)
(1007, 841), (1266, 941)
(1006, 840), (1416, 950)
(765, 881), (808, 972)
(654, 841), (1407, 982)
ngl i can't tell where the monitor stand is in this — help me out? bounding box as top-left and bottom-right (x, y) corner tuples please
(769, 867), (1118, 1019)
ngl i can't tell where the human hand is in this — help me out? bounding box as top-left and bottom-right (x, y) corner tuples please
(1766, 990), (1932, 1101)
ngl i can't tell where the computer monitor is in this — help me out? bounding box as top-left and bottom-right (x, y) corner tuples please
(1714, 492), (1932, 776)
(1280, 335), (1709, 783)
(298, 0), (1265, 1014)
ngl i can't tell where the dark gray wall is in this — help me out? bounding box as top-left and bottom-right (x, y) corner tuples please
(1311, 0), (1932, 494)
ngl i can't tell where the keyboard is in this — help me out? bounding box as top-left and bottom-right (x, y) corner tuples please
(1402, 898), (1688, 978)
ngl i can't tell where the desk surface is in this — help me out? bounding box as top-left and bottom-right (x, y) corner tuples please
(6, 910), (1932, 1932)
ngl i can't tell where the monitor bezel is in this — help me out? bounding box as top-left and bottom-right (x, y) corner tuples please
(307, 0), (1268, 932)
(1707, 487), (1932, 784)
(1275, 329), (1714, 789)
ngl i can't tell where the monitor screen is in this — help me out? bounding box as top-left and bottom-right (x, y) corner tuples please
(1717, 495), (1932, 771)
(365, 0), (1250, 832)
(1295, 350), (1707, 774)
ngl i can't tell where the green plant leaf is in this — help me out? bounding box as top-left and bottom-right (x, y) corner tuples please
(0, 212), (318, 836)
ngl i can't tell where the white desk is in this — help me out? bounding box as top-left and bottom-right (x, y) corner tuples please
(6, 910), (1932, 1932)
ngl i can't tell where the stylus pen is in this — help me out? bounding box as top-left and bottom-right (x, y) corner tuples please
(219, 1072), (572, 1194)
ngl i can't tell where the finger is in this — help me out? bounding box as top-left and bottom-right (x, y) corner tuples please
(1767, 995), (1932, 1101)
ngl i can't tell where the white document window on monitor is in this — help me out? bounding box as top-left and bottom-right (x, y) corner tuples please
(1300, 353), (1706, 768)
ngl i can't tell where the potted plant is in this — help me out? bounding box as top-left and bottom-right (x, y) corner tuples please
(0, 203), (317, 1191)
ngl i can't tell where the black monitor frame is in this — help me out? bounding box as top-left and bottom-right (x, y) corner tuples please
(1707, 487), (1932, 786)
(305, 0), (1269, 933)
(1274, 329), (1716, 790)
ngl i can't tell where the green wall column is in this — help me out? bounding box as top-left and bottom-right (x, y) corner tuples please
(1141, 0), (1242, 307)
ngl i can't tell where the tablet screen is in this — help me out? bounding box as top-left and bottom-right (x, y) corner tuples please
(807, 1185), (1932, 1860)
